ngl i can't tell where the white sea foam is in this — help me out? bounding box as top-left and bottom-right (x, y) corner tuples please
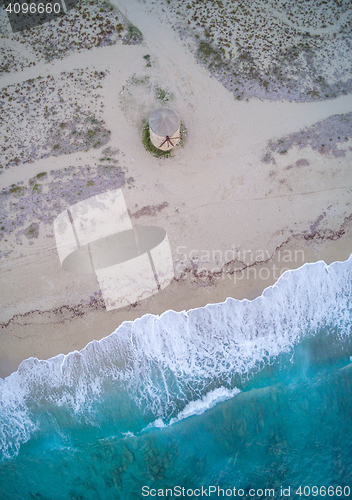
(147, 387), (241, 430)
(1, 255), (351, 460)
(171, 387), (241, 422)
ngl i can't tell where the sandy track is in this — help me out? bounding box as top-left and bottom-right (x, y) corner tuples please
(112, 0), (352, 156)
(1, 0), (351, 269)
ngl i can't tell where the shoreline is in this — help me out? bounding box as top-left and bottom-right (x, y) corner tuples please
(1, 231), (351, 378)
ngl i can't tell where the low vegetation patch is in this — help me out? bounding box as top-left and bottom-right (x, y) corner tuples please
(155, 87), (174, 103)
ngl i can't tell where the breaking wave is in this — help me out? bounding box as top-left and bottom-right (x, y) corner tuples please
(0, 256), (351, 461)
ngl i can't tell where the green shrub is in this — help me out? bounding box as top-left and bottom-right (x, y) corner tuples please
(155, 87), (174, 102)
(123, 24), (143, 45)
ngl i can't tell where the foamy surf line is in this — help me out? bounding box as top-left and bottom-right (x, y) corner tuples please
(0, 255), (351, 460)
(147, 387), (242, 430)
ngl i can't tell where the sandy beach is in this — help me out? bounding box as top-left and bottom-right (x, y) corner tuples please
(1, 0), (352, 378)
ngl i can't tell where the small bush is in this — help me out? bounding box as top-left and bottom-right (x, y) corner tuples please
(155, 87), (174, 102)
(123, 24), (143, 45)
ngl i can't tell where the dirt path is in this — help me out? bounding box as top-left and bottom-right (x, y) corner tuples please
(1, 0), (351, 255)
(112, 0), (352, 156)
(1, 0), (351, 190)
(104, 0), (352, 254)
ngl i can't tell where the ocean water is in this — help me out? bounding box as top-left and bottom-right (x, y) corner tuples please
(0, 257), (351, 500)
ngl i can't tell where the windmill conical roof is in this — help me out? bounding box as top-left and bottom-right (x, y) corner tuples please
(149, 107), (180, 137)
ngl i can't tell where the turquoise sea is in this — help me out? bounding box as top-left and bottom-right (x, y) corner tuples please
(0, 257), (351, 500)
